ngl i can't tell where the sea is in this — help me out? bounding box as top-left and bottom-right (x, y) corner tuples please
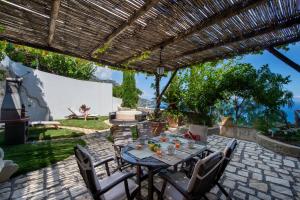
(157, 100), (300, 124)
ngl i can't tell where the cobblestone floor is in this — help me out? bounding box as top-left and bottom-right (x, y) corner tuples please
(0, 134), (300, 200)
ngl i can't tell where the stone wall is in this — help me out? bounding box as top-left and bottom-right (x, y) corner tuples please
(219, 125), (300, 157)
(220, 126), (257, 142)
(256, 134), (300, 157)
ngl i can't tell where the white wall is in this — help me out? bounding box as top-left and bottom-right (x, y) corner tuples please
(1, 57), (113, 121)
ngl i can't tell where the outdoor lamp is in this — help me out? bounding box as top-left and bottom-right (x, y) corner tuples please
(157, 67), (164, 75)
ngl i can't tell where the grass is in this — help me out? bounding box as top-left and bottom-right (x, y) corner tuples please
(59, 116), (110, 130)
(28, 127), (84, 141)
(0, 130), (86, 176)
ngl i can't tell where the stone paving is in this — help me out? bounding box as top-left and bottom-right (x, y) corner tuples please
(0, 134), (300, 200)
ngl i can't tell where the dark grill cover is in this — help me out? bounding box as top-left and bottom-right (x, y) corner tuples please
(1, 78), (23, 121)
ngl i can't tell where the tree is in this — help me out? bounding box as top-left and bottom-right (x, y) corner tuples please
(180, 61), (224, 125)
(162, 75), (182, 111)
(112, 85), (123, 98)
(219, 63), (293, 125)
(121, 71), (141, 108)
(220, 62), (258, 123)
(1, 42), (96, 80)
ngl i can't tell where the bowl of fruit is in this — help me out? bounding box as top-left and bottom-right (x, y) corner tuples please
(148, 141), (161, 152)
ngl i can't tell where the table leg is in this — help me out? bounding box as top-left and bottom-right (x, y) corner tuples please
(148, 168), (154, 200)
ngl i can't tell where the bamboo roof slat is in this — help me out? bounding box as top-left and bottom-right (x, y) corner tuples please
(0, 0), (299, 73)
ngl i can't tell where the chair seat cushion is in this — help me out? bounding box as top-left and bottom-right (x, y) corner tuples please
(100, 171), (138, 200)
(155, 172), (189, 200)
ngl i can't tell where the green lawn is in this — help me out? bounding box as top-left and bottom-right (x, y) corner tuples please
(28, 127), (84, 141)
(0, 130), (86, 176)
(59, 116), (110, 130)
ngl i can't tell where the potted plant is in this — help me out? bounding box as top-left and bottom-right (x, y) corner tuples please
(163, 109), (183, 128)
(148, 112), (167, 136)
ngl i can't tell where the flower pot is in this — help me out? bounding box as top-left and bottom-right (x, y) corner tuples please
(189, 124), (208, 142)
(167, 116), (179, 128)
(150, 121), (167, 136)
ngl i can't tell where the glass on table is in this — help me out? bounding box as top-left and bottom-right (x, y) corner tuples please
(159, 132), (167, 142)
(167, 144), (175, 155)
(156, 148), (162, 157)
(187, 139), (195, 149)
(175, 140), (180, 149)
(138, 135), (148, 145)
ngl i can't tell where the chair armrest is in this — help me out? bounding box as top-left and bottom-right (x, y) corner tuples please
(197, 149), (214, 159)
(97, 172), (136, 195)
(94, 157), (114, 176)
(159, 171), (190, 199)
(93, 157), (114, 168)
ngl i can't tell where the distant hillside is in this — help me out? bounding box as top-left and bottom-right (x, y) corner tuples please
(138, 98), (155, 108)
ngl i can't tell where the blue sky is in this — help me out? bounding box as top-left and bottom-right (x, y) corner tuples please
(100, 42), (300, 101)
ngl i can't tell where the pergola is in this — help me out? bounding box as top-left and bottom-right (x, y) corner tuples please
(0, 0), (300, 110)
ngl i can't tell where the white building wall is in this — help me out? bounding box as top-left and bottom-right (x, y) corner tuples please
(1, 57), (113, 121)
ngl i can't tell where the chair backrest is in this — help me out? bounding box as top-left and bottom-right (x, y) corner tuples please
(188, 124), (208, 142)
(187, 151), (224, 197)
(111, 125), (133, 142)
(137, 121), (153, 137)
(216, 139), (237, 181)
(74, 145), (101, 198)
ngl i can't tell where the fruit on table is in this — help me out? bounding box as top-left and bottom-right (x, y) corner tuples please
(148, 143), (161, 152)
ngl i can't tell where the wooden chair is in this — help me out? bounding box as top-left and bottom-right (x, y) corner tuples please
(110, 125), (134, 170)
(214, 139), (237, 199)
(74, 145), (139, 200)
(155, 151), (224, 200)
(136, 121), (153, 138)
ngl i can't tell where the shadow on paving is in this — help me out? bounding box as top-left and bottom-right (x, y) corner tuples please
(0, 134), (299, 200)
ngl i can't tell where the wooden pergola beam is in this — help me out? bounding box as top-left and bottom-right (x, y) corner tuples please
(165, 15), (300, 63)
(267, 47), (300, 73)
(48, 0), (61, 46)
(91, 0), (160, 56)
(118, 0), (265, 65)
(180, 36), (300, 70)
(0, 36), (155, 74)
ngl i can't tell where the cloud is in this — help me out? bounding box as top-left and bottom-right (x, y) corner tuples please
(93, 65), (112, 80)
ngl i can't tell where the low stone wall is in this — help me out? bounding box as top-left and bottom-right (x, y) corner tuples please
(219, 125), (300, 157)
(256, 134), (300, 157)
(207, 126), (220, 135)
(220, 126), (257, 142)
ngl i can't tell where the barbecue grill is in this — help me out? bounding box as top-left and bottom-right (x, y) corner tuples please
(0, 77), (29, 144)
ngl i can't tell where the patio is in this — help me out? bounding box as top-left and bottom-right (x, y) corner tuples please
(1, 133), (299, 200)
(0, 0), (300, 199)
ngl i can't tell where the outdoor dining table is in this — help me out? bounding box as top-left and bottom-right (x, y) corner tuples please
(120, 135), (207, 200)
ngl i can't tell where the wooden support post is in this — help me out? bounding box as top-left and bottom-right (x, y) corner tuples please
(159, 68), (179, 100)
(267, 47), (300, 73)
(154, 73), (161, 120)
(154, 68), (179, 119)
(48, 0), (61, 46)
